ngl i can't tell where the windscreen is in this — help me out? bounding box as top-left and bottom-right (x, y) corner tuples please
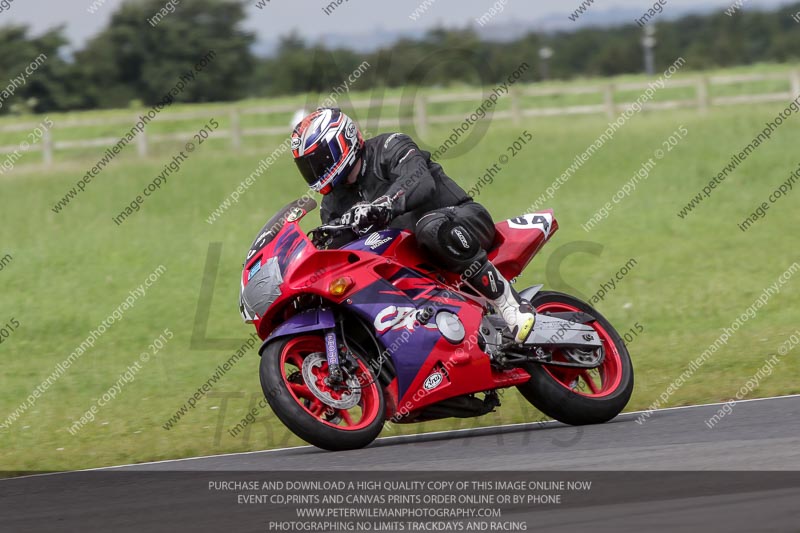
(244, 197), (317, 264)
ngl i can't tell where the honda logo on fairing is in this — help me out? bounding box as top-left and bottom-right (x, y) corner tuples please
(374, 306), (438, 334)
(365, 233), (393, 249)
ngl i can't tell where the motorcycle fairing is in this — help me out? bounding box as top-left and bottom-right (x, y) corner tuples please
(341, 228), (402, 255)
(343, 271), (469, 400)
(241, 200), (555, 416)
(261, 308), (336, 351)
(490, 210), (557, 280)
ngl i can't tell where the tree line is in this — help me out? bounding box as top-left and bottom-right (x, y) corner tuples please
(2, 0), (800, 115)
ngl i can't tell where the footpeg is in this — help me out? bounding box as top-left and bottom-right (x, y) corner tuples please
(448, 350), (470, 366)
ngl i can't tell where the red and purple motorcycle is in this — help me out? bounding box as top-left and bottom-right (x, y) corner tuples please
(239, 197), (633, 450)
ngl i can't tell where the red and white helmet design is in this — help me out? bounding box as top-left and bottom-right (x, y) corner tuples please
(291, 108), (364, 195)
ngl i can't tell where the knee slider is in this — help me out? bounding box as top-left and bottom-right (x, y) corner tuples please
(415, 212), (486, 272)
(439, 221), (479, 259)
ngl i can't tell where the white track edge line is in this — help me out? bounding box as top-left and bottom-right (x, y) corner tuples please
(5, 393), (799, 481)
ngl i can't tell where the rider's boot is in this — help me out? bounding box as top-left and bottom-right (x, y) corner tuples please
(467, 260), (535, 343)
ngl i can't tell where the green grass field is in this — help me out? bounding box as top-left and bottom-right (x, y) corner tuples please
(2, 64), (799, 472)
(2, 60), (799, 163)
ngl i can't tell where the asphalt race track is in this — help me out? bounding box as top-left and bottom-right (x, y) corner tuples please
(4, 395), (799, 532)
(119, 394), (800, 472)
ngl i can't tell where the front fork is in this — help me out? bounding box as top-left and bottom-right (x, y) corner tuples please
(323, 329), (344, 384)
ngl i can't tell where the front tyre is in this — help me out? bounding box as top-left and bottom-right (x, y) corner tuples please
(516, 291), (634, 426)
(260, 334), (385, 451)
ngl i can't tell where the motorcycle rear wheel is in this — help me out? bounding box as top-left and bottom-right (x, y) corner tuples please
(516, 291), (634, 426)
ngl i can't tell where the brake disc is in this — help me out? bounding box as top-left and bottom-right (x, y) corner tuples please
(301, 353), (361, 409)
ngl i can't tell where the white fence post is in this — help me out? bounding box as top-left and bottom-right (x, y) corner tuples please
(136, 114), (148, 157)
(790, 70), (800, 99)
(696, 76), (710, 113)
(414, 94), (428, 137)
(42, 127), (53, 166)
(603, 84), (615, 119)
(230, 107), (242, 150)
(510, 87), (521, 126)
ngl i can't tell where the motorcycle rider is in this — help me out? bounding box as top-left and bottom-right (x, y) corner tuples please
(290, 107), (535, 343)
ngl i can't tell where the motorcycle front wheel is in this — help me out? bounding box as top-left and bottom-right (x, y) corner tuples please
(260, 334), (385, 451)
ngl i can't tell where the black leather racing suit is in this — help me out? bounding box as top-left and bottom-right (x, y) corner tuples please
(320, 132), (495, 273)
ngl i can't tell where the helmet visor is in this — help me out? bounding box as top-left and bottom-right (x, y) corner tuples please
(294, 143), (336, 188)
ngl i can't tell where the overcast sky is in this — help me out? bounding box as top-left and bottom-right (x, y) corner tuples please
(2, 0), (793, 52)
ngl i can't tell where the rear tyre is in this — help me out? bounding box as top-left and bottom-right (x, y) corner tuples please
(260, 334), (385, 451)
(516, 291), (634, 425)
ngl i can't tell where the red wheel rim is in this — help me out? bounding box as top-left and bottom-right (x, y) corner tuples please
(536, 302), (623, 398)
(279, 335), (382, 430)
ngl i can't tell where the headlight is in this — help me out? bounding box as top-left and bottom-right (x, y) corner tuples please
(240, 257), (283, 323)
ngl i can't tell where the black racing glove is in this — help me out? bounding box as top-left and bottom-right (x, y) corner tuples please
(341, 196), (395, 235)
